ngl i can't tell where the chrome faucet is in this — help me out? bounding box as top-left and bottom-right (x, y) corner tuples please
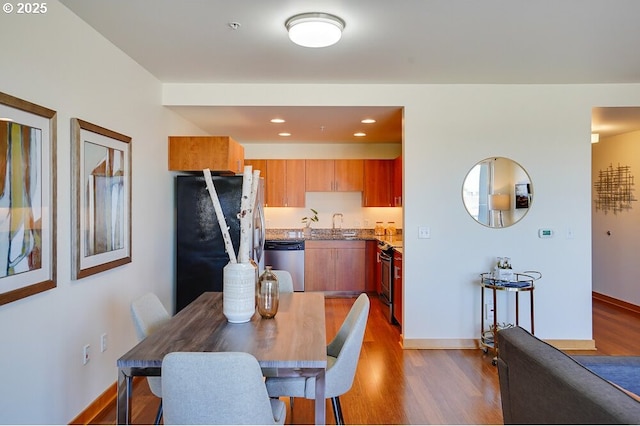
(332, 213), (343, 230)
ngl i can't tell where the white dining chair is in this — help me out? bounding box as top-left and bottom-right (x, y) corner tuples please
(266, 293), (370, 425)
(130, 293), (171, 425)
(272, 269), (294, 293)
(162, 351), (286, 425)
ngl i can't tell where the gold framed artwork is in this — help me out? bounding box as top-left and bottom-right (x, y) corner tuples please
(0, 92), (57, 306)
(71, 118), (131, 279)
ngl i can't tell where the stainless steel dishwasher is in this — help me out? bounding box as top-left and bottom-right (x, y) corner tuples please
(264, 240), (305, 291)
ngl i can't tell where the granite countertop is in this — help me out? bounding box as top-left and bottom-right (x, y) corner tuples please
(265, 228), (403, 248)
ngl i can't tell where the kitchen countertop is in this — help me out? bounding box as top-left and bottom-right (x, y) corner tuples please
(265, 228), (403, 249)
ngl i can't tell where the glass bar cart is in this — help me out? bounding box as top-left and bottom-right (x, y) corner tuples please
(479, 271), (541, 365)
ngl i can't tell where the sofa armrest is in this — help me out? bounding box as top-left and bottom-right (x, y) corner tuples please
(497, 326), (640, 424)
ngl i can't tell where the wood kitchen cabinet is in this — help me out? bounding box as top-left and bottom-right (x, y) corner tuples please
(304, 240), (366, 293)
(246, 159), (305, 207)
(363, 159), (394, 207)
(168, 136), (244, 174)
(365, 240), (378, 293)
(393, 155), (402, 206)
(243, 159), (267, 178)
(305, 159), (364, 192)
(393, 250), (403, 327)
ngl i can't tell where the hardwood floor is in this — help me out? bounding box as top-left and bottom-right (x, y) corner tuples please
(91, 295), (640, 425)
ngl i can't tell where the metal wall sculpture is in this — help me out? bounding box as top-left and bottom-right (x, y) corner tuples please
(594, 163), (637, 214)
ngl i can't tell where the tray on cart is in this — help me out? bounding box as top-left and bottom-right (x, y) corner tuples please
(481, 271), (541, 288)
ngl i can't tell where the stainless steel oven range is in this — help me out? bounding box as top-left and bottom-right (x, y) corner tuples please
(378, 241), (394, 323)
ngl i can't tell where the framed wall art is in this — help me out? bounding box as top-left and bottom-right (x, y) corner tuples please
(71, 118), (131, 279)
(0, 91), (57, 306)
(515, 183), (531, 209)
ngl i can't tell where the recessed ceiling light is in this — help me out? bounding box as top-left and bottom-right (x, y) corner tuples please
(271, 118), (286, 123)
(285, 12), (345, 48)
(279, 132), (291, 137)
(361, 118), (376, 124)
(354, 132), (366, 137)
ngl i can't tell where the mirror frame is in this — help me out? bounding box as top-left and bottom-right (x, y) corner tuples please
(462, 156), (533, 228)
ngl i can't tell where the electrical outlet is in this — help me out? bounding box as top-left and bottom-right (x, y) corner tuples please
(83, 344), (90, 365)
(100, 333), (108, 353)
(484, 303), (494, 320)
(418, 226), (431, 239)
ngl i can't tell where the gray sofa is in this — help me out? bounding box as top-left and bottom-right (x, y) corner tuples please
(496, 326), (640, 424)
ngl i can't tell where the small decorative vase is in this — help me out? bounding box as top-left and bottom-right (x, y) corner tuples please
(223, 261), (257, 323)
(303, 225), (312, 238)
(257, 266), (279, 319)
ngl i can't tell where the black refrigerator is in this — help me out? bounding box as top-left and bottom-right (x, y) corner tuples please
(175, 175), (265, 313)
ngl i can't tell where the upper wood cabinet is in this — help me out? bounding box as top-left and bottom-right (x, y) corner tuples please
(363, 159), (394, 207)
(168, 136), (244, 174)
(246, 159), (305, 207)
(243, 159), (267, 180)
(305, 160), (364, 192)
(393, 155), (402, 207)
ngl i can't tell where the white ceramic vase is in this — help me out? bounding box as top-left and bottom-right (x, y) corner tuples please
(223, 261), (257, 323)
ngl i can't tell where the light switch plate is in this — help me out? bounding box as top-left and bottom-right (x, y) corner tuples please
(418, 226), (431, 239)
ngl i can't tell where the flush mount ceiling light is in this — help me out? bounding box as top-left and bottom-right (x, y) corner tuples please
(285, 12), (345, 48)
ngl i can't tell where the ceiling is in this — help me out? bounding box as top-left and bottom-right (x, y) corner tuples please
(59, 0), (640, 143)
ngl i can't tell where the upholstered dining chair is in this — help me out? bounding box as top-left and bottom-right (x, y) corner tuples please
(130, 293), (171, 425)
(266, 293), (370, 425)
(272, 269), (294, 293)
(161, 352), (286, 425)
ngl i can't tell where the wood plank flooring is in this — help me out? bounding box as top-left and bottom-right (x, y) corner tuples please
(91, 294), (640, 425)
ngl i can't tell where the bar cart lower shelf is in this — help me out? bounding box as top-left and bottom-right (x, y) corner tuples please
(479, 271), (541, 365)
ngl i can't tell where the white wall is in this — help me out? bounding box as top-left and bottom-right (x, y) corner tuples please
(0, 3), (205, 423)
(165, 82), (640, 347)
(592, 130), (640, 306)
(244, 142), (401, 159)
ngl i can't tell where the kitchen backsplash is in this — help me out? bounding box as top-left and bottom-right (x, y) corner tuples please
(264, 191), (403, 229)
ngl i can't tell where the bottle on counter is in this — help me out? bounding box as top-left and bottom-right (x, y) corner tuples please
(256, 266), (279, 319)
(386, 222), (397, 236)
(374, 221), (385, 236)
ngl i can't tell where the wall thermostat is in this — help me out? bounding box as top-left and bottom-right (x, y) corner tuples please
(538, 228), (554, 238)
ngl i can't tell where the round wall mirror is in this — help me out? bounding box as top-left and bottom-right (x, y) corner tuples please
(462, 157), (533, 228)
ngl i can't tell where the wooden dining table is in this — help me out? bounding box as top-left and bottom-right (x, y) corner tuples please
(116, 291), (328, 425)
